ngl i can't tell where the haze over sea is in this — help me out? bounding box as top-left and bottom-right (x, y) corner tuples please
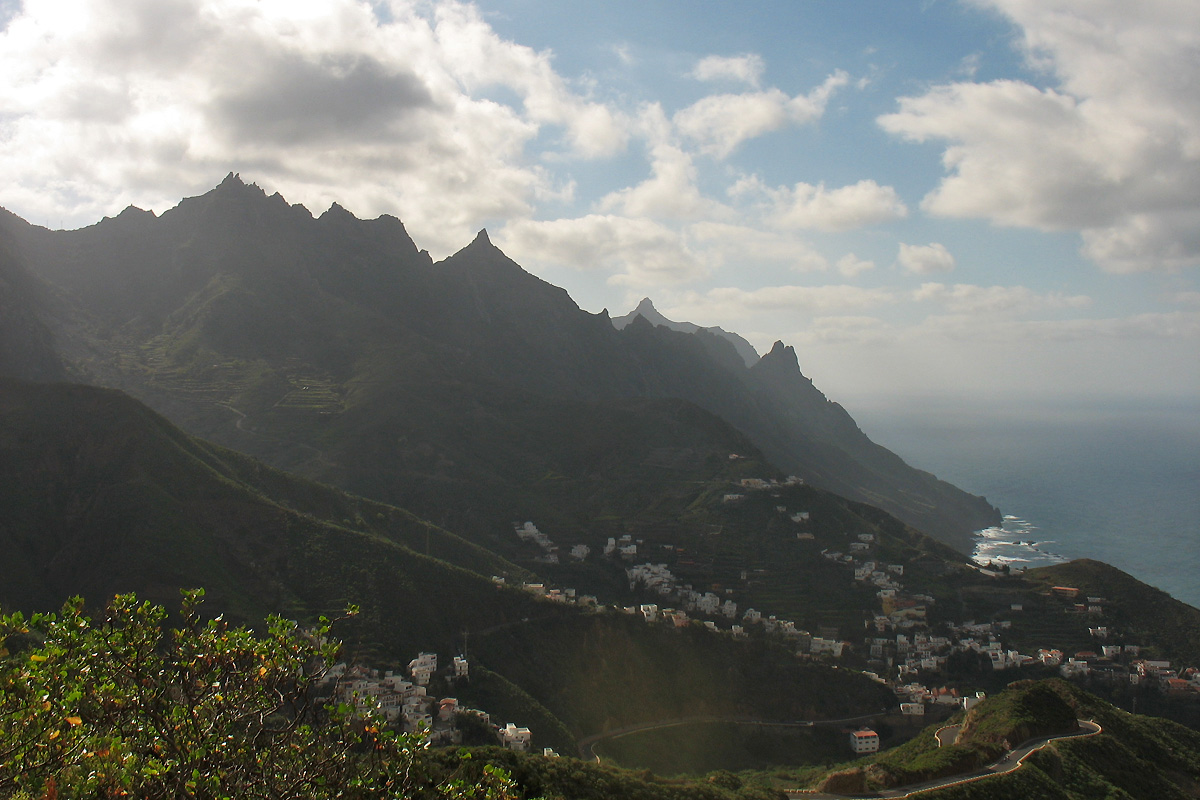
(851, 397), (1200, 609)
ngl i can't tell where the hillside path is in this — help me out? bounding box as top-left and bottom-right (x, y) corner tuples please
(577, 710), (889, 762)
(219, 403), (338, 469)
(785, 719), (1102, 799)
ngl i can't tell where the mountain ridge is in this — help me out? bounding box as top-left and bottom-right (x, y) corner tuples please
(0, 176), (999, 550)
(611, 297), (762, 368)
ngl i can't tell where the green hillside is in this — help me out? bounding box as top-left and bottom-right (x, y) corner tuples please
(0, 379), (898, 759)
(1025, 559), (1200, 667)
(788, 679), (1200, 799)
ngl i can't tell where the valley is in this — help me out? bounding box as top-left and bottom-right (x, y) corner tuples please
(0, 179), (1197, 799)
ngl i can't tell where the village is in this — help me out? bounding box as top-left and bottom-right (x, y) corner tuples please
(500, 476), (1200, 754)
(317, 651), (560, 757)
(327, 476), (1198, 760)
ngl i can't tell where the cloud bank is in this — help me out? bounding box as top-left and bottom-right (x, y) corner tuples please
(879, 0), (1200, 273)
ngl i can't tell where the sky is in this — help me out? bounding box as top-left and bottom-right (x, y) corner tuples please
(1, 0), (1197, 404)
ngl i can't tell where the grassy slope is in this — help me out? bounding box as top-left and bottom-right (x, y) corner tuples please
(788, 679), (1200, 800)
(0, 378), (536, 643)
(471, 612), (893, 737)
(426, 746), (788, 800)
(0, 379), (900, 761)
(593, 722), (851, 776)
(1025, 559), (1200, 666)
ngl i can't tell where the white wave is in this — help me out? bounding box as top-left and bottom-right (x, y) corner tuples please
(972, 515), (1067, 567)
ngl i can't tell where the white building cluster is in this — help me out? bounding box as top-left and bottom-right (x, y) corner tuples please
(514, 521), (559, 564)
(320, 654), (546, 753)
(319, 653), (473, 745)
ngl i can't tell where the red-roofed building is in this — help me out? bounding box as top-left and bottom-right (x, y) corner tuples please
(850, 729), (880, 754)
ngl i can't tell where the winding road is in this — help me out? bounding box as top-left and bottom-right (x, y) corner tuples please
(785, 719), (1103, 799)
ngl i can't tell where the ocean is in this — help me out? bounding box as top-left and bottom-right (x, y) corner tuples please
(849, 397), (1200, 609)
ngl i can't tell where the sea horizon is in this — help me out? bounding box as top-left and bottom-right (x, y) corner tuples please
(848, 394), (1200, 609)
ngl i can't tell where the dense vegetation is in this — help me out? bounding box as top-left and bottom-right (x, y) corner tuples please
(0, 591), (517, 799)
(0, 591), (787, 800)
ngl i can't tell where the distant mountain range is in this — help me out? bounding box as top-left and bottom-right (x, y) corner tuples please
(0, 174), (997, 551)
(611, 297), (761, 367)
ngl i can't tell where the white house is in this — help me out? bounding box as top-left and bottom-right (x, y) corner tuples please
(850, 730), (880, 754)
(499, 723), (532, 752)
(408, 653), (438, 685)
(696, 593), (721, 615)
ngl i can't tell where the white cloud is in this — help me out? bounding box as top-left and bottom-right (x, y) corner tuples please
(915, 310), (1200, 344)
(912, 282), (1091, 315)
(598, 106), (727, 221)
(429, 2), (629, 159)
(897, 242), (956, 275)
(612, 43), (635, 67)
(880, 0), (1200, 272)
(836, 253), (875, 277)
(789, 316), (894, 346)
(673, 284), (896, 321)
(769, 179), (907, 232)
(0, 0), (628, 254)
(499, 216), (830, 288)
(496, 214), (708, 287)
(687, 222), (828, 272)
(958, 52), (982, 78)
(691, 54), (765, 87)
(674, 71), (848, 158)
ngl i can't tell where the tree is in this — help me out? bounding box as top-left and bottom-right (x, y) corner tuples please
(0, 591), (519, 799)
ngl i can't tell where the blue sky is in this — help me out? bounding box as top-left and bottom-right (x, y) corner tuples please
(0, 0), (1196, 403)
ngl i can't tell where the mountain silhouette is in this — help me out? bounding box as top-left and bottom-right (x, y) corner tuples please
(0, 175), (998, 549)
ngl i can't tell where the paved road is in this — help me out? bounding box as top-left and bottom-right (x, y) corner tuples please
(933, 724), (960, 748)
(785, 719), (1102, 799)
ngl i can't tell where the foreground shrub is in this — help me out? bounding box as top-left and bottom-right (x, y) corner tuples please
(0, 591), (518, 799)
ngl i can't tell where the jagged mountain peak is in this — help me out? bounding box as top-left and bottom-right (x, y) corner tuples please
(3, 182), (1001, 550)
(754, 340), (815, 388)
(764, 340), (797, 365)
(318, 201), (356, 221)
(612, 298), (760, 368)
(215, 171), (264, 195)
(445, 228), (531, 275)
(92, 204), (158, 234)
(213, 171), (263, 196)
(613, 297), (692, 332)
(114, 205), (156, 221)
